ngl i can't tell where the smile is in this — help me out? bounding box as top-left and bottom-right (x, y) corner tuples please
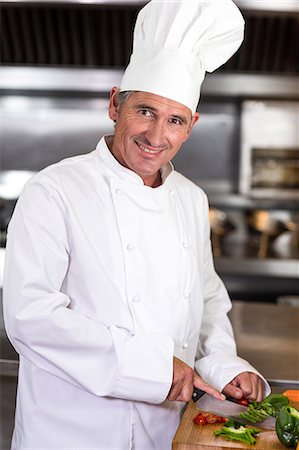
(136, 141), (163, 154)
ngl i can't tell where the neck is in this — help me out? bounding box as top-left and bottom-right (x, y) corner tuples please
(146, 172), (162, 188)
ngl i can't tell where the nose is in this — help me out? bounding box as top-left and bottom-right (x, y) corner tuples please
(145, 119), (166, 148)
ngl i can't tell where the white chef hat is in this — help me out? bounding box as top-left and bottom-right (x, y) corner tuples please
(120, 0), (244, 114)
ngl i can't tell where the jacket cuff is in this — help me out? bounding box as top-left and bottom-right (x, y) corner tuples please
(109, 327), (174, 404)
(195, 353), (271, 397)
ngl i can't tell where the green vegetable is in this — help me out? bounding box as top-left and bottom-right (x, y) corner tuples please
(214, 422), (260, 445)
(240, 394), (289, 423)
(275, 405), (299, 448)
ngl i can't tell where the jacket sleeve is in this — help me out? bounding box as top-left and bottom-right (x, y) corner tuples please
(194, 194), (270, 395)
(3, 175), (173, 404)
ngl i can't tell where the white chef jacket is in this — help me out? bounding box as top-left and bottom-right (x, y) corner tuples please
(3, 136), (269, 450)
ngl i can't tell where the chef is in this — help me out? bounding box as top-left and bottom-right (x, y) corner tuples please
(3, 1), (270, 449)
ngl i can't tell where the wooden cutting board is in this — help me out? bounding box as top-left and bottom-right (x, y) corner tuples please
(172, 401), (287, 450)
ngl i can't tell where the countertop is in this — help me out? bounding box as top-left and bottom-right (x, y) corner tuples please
(228, 301), (299, 381)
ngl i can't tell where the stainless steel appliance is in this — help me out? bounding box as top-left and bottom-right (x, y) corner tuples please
(240, 100), (299, 199)
(250, 147), (299, 191)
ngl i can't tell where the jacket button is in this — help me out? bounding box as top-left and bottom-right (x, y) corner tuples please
(132, 296), (141, 303)
(182, 342), (189, 349)
(115, 188), (123, 195)
(183, 292), (190, 300)
(127, 243), (135, 251)
(183, 242), (189, 248)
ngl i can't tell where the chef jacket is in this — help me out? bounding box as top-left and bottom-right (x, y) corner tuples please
(3, 136), (269, 450)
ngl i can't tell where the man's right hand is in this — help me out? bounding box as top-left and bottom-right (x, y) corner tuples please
(167, 356), (225, 402)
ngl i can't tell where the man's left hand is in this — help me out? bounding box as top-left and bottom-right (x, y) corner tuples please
(223, 372), (264, 402)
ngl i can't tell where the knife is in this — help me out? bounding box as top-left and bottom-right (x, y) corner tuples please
(192, 388), (276, 430)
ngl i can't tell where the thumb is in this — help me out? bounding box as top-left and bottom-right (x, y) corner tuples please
(193, 374), (225, 401)
(223, 383), (243, 399)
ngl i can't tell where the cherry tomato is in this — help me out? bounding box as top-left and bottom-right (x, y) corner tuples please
(193, 413), (208, 425)
(218, 416), (229, 423)
(237, 398), (250, 406)
(206, 414), (218, 423)
(193, 412), (228, 425)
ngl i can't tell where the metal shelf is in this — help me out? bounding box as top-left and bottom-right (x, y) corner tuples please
(208, 193), (299, 211)
(1, 67), (298, 100)
(215, 256), (299, 278)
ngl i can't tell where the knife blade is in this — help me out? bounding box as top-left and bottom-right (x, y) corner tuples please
(192, 389), (276, 430)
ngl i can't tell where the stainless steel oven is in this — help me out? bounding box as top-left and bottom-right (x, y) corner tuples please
(240, 100), (299, 199)
(249, 146), (299, 192)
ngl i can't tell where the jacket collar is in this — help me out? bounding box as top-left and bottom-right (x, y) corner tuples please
(97, 136), (174, 188)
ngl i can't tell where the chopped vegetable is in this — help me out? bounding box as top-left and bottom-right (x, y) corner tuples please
(193, 411), (228, 425)
(237, 398), (250, 407)
(283, 391), (299, 403)
(262, 394), (290, 411)
(227, 396), (249, 406)
(214, 421), (260, 445)
(240, 393), (289, 423)
(275, 405), (299, 448)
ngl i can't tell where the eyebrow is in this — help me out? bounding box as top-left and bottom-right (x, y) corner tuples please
(135, 103), (189, 124)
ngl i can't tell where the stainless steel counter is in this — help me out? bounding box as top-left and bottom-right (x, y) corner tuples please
(229, 301), (299, 381)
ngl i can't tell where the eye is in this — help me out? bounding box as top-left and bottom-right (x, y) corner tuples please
(170, 117), (183, 126)
(139, 109), (153, 117)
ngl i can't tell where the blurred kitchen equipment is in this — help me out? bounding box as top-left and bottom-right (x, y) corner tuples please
(277, 295), (299, 307)
(0, 171), (36, 248)
(285, 215), (299, 255)
(209, 208), (235, 257)
(246, 210), (288, 258)
(250, 147), (299, 192)
(0, 171), (35, 201)
(240, 101), (299, 199)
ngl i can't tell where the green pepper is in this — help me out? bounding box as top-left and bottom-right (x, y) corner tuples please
(275, 405), (299, 448)
(239, 394), (289, 423)
(214, 422), (260, 445)
(262, 394), (290, 411)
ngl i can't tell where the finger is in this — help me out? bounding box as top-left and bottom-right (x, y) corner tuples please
(167, 383), (182, 401)
(235, 372), (255, 399)
(176, 381), (194, 402)
(193, 375), (225, 400)
(237, 373), (261, 401)
(167, 378), (194, 402)
(222, 383), (243, 399)
(256, 378), (265, 402)
(242, 378), (256, 401)
(167, 357), (194, 402)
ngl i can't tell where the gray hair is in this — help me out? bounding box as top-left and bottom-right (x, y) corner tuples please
(115, 90), (134, 111)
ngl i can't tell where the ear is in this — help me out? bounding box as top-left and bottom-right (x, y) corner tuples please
(183, 112), (200, 142)
(108, 87), (120, 121)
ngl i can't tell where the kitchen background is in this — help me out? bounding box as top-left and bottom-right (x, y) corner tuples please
(0, 0), (298, 448)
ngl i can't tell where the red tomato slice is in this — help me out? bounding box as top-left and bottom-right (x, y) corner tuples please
(237, 398), (250, 406)
(193, 412), (228, 425)
(218, 416), (229, 423)
(205, 414), (218, 423)
(193, 413), (208, 425)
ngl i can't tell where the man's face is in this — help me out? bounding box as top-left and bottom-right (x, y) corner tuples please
(108, 88), (199, 187)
